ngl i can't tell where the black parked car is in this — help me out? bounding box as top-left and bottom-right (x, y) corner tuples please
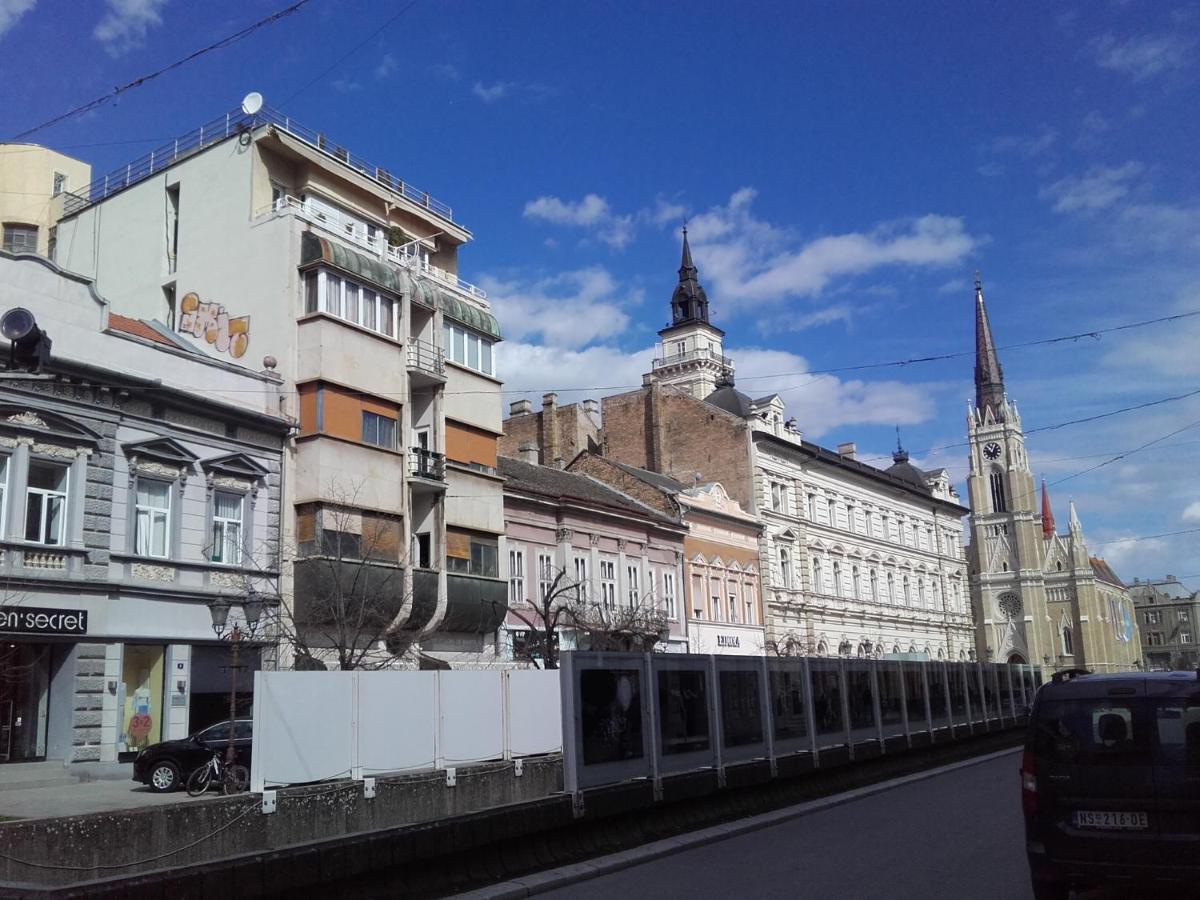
(132, 719), (253, 792)
(1022, 669), (1200, 899)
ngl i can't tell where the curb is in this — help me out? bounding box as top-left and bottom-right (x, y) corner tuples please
(453, 746), (1020, 899)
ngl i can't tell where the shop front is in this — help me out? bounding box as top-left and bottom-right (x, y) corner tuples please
(688, 620), (766, 657)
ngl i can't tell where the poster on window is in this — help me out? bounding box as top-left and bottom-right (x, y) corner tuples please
(580, 668), (643, 765)
(120, 646), (164, 753)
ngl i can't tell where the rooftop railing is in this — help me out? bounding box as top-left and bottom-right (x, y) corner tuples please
(61, 105), (454, 222)
(651, 346), (735, 371)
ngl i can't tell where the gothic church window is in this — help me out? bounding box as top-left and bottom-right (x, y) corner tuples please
(989, 471), (1007, 513)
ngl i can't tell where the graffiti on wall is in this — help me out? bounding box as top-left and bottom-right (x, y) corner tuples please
(178, 292), (250, 359)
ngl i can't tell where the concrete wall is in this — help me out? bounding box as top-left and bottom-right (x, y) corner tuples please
(0, 145), (90, 256)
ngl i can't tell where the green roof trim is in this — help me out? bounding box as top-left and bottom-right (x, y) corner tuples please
(299, 231), (501, 339)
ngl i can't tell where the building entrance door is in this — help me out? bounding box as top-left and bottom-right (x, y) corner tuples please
(0, 643), (51, 762)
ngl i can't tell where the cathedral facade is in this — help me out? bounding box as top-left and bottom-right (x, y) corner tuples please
(965, 279), (1142, 672)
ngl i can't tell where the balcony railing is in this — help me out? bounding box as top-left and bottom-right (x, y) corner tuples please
(406, 338), (445, 377)
(409, 448), (445, 481)
(271, 195), (489, 304)
(63, 105), (454, 222)
(651, 346), (735, 371)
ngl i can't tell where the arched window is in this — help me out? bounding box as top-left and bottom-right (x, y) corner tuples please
(852, 566), (861, 600)
(892, 644), (900, 655)
(1062, 625), (1074, 656)
(870, 569), (879, 602)
(832, 561), (842, 597)
(856, 642), (867, 658)
(812, 557), (823, 594)
(989, 471), (1007, 513)
(838, 639), (852, 657)
(937, 648), (945, 660)
(902, 576), (911, 605)
(887, 572), (895, 603)
(918, 579), (926, 606)
(779, 546), (792, 590)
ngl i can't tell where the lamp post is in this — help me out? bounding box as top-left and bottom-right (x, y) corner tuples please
(207, 590), (264, 770)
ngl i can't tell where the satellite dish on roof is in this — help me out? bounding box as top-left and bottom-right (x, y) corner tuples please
(241, 92), (264, 116)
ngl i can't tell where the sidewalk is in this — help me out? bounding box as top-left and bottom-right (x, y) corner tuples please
(0, 769), (208, 820)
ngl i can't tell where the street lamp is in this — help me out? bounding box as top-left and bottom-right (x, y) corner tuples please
(206, 590), (264, 772)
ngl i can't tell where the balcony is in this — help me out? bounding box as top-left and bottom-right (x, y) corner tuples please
(64, 105), (455, 222)
(406, 338), (446, 385)
(408, 448), (446, 490)
(442, 572), (508, 634)
(399, 567), (440, 633)
(651, 346), (735, 372)
(270, 195), (490, 305)
(292, 557), (406, 626)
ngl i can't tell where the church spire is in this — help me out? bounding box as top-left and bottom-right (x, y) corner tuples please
(1041, 478), (1056, 538)
(974, 273), (1006, 421)
(670, 227), (712, 326)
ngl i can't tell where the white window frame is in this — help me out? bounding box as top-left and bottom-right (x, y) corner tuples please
(779, 546), (792, 590)
(626, 564), (640, 607)
(25, 461), (69, 546)
(574, 555), (589, 600)
(211, 490), (244, 565)
(508, 548), (525, 605)
(362, 411), (398, 449)
(442, 321), (496, 376)
(770, 481), (787, 513)
(662, 570), (677, 620)
(600, 559), (617, 610)
(312, 269), (397, 339)
(537, 552), (554, 601)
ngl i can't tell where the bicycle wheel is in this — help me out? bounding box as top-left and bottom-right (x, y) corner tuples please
(186, 763), (214, 797)
(222, 764), (249, 795)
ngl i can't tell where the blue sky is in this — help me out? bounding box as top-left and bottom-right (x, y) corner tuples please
(2, 0), (1198, 582)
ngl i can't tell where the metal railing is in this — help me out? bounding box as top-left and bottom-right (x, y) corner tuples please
(406, 338), (445, 376)
(651, 346), (735, 371)
(62, 105), (454, 222)
(270, 195), (489, 303)
(408, 448), (445, 481)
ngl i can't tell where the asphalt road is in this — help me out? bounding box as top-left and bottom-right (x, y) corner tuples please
(537, 750), (1100, 900)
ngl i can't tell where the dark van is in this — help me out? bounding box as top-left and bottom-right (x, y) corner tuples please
(1022, 669), (1200, 899)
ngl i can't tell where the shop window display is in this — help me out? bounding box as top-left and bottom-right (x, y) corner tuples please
(119, 645), (164, 754)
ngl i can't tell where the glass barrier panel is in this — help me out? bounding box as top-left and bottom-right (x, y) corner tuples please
(984, 665), (1002, 720)
(903, 663), (929, 731)
(809, 662), (845, 746)
(927, 663), (950, 727)
(719, 669), (764, 748)
(845, 662), (877, 742)
(877, 663), (906, 738)
(657, 668), (710, 755)
(1032, 666), (1045, 689)
(580, 668), (645, 765)
(949, 664), (969, 724)
(770, 666), (808, 744)
(1017, 665), (1033, 708)
(965, 663), (984, 723)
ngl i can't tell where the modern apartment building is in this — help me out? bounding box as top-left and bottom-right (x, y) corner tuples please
(51, 100), (507, 668)
(0, 251), (287, 764)
(599, 233), (976, 660)
(1129, 576), (1200, 670)
(0, 144), (90, 258)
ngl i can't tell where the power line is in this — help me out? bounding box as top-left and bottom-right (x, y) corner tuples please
(8, 0), (314, 141)
(1092, 528), (1200, 547)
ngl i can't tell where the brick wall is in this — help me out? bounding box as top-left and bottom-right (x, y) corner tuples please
(499, 403), (601, 466)
(601, 385), (755, 510)
(567, 454), (679, 519)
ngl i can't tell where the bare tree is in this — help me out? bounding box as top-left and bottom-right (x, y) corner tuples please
(503, 568), (580, 669)
(568, 591), (669, 654)
(766, 631), (815, 657)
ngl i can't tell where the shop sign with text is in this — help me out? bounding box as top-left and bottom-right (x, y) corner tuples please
(0, 606), (88, 636)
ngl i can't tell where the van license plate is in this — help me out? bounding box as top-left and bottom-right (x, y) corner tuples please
(1074, 811), (1148, 830)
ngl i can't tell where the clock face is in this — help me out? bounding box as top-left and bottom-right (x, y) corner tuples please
(983, 442), (1002, 461)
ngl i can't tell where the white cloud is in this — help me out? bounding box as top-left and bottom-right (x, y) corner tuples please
(498, 342), (653, 403)
(1039, 162), (1144, 213)
(93, 0), (167, 57)
(523, 194), (635, 249)
(472, 81), (513, 103)
(686, 188), (979, 306)
(1081, 110), (1110, 134)
(0, 0), (36, 40)
(430, 63), (460, 81)
(648, 197), (688, 227)
(1118, 202), (1200, 250)
(1089, 32), (1193, 81)
(984, 126), (1058, 159)
(1183, 501), (1200, 523)
(480, 266), (636, 349)
(375, 53), (397, 80)
(331, 77), (362, 93)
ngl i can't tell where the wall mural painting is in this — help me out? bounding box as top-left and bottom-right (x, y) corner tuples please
(178, 292), (250, 359)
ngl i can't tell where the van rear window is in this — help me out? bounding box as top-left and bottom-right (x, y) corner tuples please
(1155, 702), (1200, 764)
(1034, 699), (1152, 765)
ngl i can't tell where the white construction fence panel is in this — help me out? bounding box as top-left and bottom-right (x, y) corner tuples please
(438, 671), (505, 766)
(506, 670), (563, 757)
(251, 671), (355, 792)
(358, 670), (438, 776)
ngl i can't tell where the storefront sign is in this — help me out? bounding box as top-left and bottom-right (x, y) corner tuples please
(0, 606), (88, 636)
(717, 635), (741, 648)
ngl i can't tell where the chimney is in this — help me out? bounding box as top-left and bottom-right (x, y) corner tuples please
(509, 399), (533, 417)
(517, 441), (539, 465)
(1168, 575), (1177, 582)
(837, 442), (857, 460)
(582, 399), (600, 419)
(541, 393), (561, 468)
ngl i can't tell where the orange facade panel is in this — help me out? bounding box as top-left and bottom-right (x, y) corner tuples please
(445, 419), (497, 468)
(297, 381), (400, 444)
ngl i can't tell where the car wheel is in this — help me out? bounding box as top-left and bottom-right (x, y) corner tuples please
(148, 761), (180, 793)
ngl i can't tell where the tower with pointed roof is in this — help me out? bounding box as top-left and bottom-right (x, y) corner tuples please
(643, 228), (735, 399)
(964, 278), (1141, 672)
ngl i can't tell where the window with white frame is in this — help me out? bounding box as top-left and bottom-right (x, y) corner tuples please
(52, 172), (67, 195)
(886, 572), (895, 604)
(1180, 610), (1190, 623)
(832, 561), (842, 597)
(845, 503), (856, 533)
(779, 546), (792, 589)
(852, 566), (861, 600)
(25, 461), (68, 546)
(574, 555), (589, 600)
(812, 557), (823, 594)
(729, 591), (738, 623)
(508, 548), (525, 605)
(626, 564), (640, 606)
(442, 321), (496, 376)
(881, 514), (891, 541)
(600, 559), (617, 609)
(134, 478), (172, 558)
(1182, 632), (1194, 644)
(304, 269), (397, 338)
(663, 570), (677, 619)
(3, 224), (37, 254)
(211, 491), (243, 564)
(770, 480), (787, 513)
(807, 493), (816, 520)
(903, 575), (911, 605)
(744, 591), (754, 625)
(537, 552), (554, 601)
(918, 579), (926, 607)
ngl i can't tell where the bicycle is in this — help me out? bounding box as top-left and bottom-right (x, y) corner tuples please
(185, 751), (249, 797)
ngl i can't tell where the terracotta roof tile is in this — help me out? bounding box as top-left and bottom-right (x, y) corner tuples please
(108, 313), (177, 348)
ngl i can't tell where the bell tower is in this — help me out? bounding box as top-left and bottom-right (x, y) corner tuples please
(643, 228), (734, 399)
(965, 276), (1050, 665)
